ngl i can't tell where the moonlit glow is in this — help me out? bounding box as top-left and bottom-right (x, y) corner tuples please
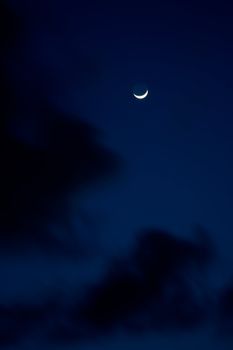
(133, 90), (149, 99)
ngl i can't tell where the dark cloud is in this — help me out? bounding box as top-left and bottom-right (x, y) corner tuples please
(0, 302), (45, 346)
(132, 225), (214, 281)
(0, 1), (23, 127)
(0, 293), (64, 346)
(0, 227), (214, 348)
(1, 1), (230, 348)
(216, 283), (233, 336)
(0, 107), (121, 253)
(0, 306), (22, 347)
(0, 3), (121, 345)
(76, 227), (214, 335)
(0, 1), (122, 254)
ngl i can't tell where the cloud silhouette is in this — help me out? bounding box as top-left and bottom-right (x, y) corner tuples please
(76, 227), (214, 334)
(0, 109), (121, 253)
(0, 293), (66, 346)
(0, 2), (222, 348)
(0, 227), (215, 348)
(0, 1), (122, 254)
(0, 301), (46, 346)
(216, 283), (233, 336)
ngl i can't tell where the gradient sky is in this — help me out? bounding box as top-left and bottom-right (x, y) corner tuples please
(2, 0), (233, 349)
(63, 0), (233, 267)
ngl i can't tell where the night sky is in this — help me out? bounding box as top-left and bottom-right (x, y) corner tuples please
(1, 0), (233, 349)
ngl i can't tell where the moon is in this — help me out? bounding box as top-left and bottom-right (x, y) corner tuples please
(133, 90), (149, 99)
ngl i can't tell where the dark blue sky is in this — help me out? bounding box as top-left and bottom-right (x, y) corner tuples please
(63, 0), (233, 265)
(1, 0), (233, 348)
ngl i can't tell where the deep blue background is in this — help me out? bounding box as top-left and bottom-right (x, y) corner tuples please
(1, 0), (233, 348)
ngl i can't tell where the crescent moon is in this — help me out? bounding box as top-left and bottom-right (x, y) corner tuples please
(133, 90), (149, 99)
